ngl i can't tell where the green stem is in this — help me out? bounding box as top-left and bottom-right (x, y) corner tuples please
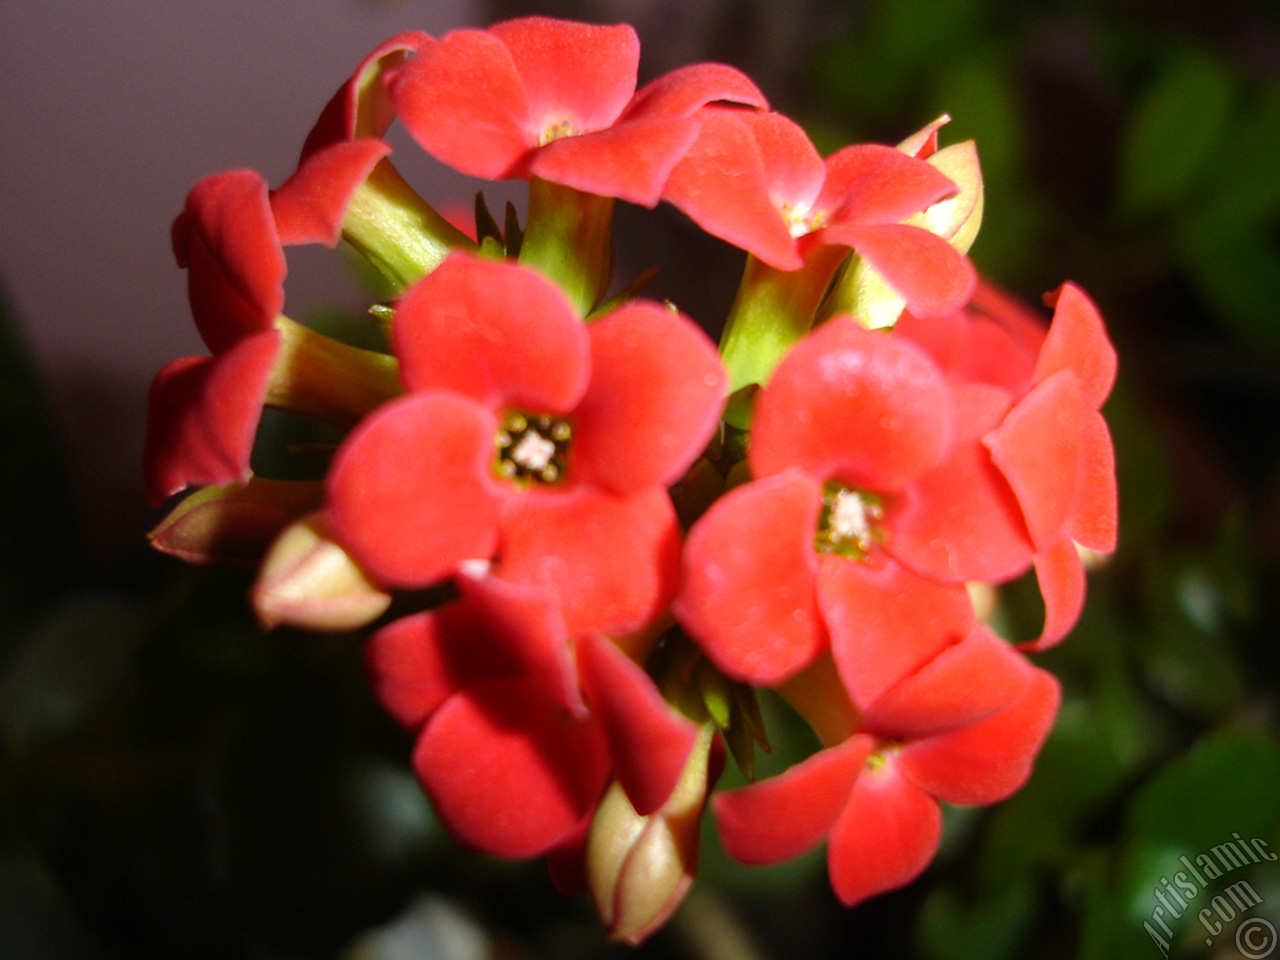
(266, 316), (403, 429)
(342, 159), (475, 292)
(717, 245), (848, 428)
(519, 177), (614, 315)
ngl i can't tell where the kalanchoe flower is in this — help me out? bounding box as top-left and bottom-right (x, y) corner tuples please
(896, 281), (1118, 646)
(366, 573), (700, 859)
(675, 316), (980, 694)
(144, 170), (402, 507)
(326, 252), (727, 637)
(389, 16), (767, 206)
(714, 628), (1060, 905)
(662, 108), (976, 316)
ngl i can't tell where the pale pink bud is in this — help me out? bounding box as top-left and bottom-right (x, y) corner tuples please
(587, 725), (717, 944)
(251, 512), (391, 631)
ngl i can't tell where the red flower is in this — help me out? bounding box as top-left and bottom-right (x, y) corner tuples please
(143, 170), (286, 505)
(366, 574), (699, 858)
(326, 252), (727, 637)
(662, 108), (975, 314)
(390, 16), (767, 205)
(675, 316), (979, 695)
(144, 158), (392, 506)
(896, 281), (1118, 646)
(713, 628), (1060, 905)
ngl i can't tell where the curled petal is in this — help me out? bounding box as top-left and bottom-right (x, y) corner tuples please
(863, 626), (1032, 739)
(820, 555), (975, 712)
(984, 369), (1085, 550)
(1036, 282), (1117, 410)
(827, 758), (941, 906)
(827, 223), (975, 319)
(886, 382), (1033, 583)
(142, 331), (279, 505)
(498, 485), (680, 638)
(1020, 537), (1086, 652)
(1066, 409), (1118, 553)
(898, 666), (1060, 805)
(713, 734), (872, 864)
(578, 635), (700, 817)
(622, 62), (767, 122)
(413, 675), (609, 858)
(326, 391), (503, 588)
(174, 170), (285, 353)
(393, 254), (590, 413)
(572, 301), (726, 494)
(270, 138), (391, 247)
(301, 31), (431, 154)
(489, 17), (638, 136)
(392, 29), (535, 179)
(751, 317), (951, 491)
(820, 144), (958, 228)
(674, 471), (825, 686)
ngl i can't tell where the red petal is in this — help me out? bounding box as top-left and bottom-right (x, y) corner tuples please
(529, 118), (698, 206)
(392, 29), (534, 179)
(368, 575), (580, 729)
(1036, 283), (1117, 410)
(326, 392), (502, 588)
(571, 301), (725, 495)
(365, 612), (470, 730)
(393, 254), (590, 413)
(546, 811), (593, 896)
(1066, 410), (1118, 553)
(898, 666), (1060, 805)
(489, 17), (638, 135)
(1019, 537), (1086, 652)
(301, 31), (430, 155)
(497, 485), (680, 638)
(862, 625), (1032, 739)
(662, 108), (801, 270)
(142, 331), (279, 505)
(827, 758), (941, 906)
(176, 170), (285, 353)
(984, 370), (1085, 550)
(828, 223), (976, 319)
(820, 555), (975, 712)
(578, 635), (700, 817)
(751, 317), (951, 491)
(749, 111), (827, 218)
(622, 63), (767, 121)
(674, 471), (826, 686)
(821, 144), (958, 227)
(886, 382), (1034, 583)
(413, 675), (609, 858)
(713, 734), (873, 864)
(271, 138), (390, 247)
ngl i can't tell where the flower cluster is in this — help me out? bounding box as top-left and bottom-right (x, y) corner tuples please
(144, 16), (1117, 944)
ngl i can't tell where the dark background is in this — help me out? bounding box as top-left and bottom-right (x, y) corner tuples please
(2, 1), (1279, 957)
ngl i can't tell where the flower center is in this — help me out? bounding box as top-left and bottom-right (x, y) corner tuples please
(814, 482), (883, 559)
(779, 202), (828, 238)
(539, 118), (577, 146)
(495, 411), (571, 484)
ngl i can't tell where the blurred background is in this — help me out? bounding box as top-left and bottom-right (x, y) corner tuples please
(2, 0), (1279, 957)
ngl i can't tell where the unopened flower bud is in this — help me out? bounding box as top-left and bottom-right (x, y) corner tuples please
(148, 478), (324, 565)
(252, 512), (391, 631)
(586, 725), (718, 945)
